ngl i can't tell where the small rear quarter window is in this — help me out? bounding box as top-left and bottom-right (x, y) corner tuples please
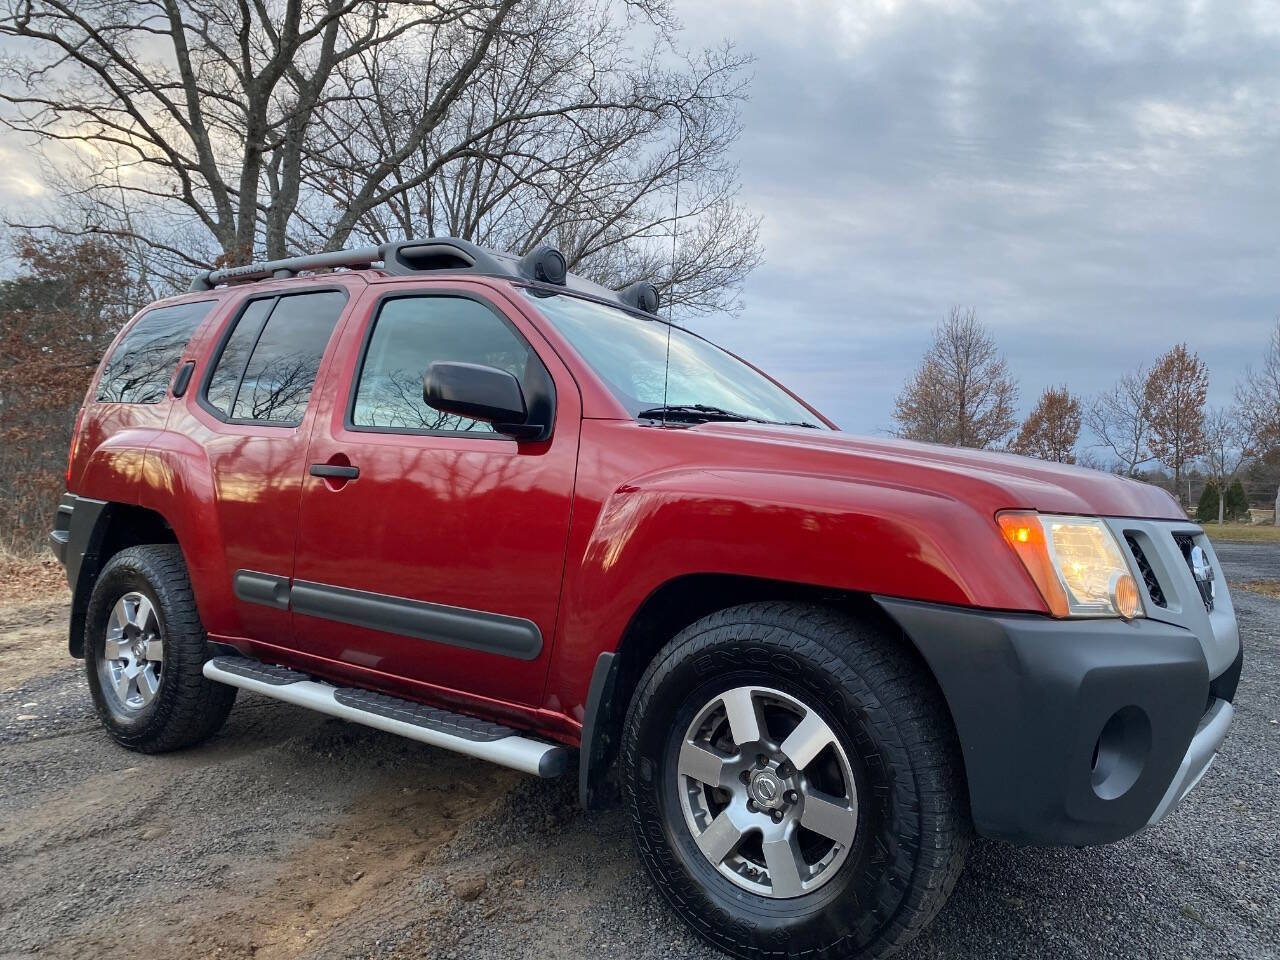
(97, 300), (216, 403)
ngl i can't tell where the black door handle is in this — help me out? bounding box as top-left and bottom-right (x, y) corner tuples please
(172, 361), (196, 398)
(310, 463), (360, 479)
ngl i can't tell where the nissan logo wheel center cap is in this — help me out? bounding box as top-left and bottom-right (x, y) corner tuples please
(749, 770), (786, 809)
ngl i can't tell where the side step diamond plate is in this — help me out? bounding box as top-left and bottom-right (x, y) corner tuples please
(203, 656), (568, 778)
(333, 688), (514, 742)
(208, 656), (309, 686)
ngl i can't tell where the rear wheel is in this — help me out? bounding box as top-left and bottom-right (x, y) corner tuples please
(84, 545), (236, 752)
(622, 602), (970, 960)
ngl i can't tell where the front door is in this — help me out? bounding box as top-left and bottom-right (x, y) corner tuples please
(291, 282), (580, 708)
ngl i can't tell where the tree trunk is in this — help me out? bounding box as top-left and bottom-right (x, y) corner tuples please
(1218, 489), (1224, 525)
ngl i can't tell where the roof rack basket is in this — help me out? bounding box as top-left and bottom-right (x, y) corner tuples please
(187, 236), (661, 316)
(188, 238), (517, 292)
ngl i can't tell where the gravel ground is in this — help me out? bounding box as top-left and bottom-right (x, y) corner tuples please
(1, 542), (1276, 960)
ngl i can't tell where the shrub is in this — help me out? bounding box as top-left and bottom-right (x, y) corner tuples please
(1226, 480), (1249, 522)
(1195, 482), (1220, 523)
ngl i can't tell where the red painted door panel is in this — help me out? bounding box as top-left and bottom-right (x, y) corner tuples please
(160, 283), (357, 645)
(291, 281), (581, 707)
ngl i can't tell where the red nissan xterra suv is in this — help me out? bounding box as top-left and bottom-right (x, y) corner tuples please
(52, 239), (1241, 959)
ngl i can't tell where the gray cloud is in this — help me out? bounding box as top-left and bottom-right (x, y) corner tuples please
(1, 0), (1274, 445)
(679, 0), (1280, 436)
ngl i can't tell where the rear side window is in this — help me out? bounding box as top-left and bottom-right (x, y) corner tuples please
(351, 295), (535, 434)
(204, 291), (346, 425)
(97, 300), (215, 403)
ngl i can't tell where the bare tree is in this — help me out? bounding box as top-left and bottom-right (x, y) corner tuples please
(1236, 319), (1280, 522)
(1237, 321), (1280, 448)
(306, 3), (758, 314)
(1012, 385), (1081, 463)
(1086, 366), (1153, 477)
(1, 0), (759, 312)
(1201, 407), (1255, 524)
(2, 0), (518, 262)
(1144, 343), (1208, 503)
(892, 306), (1019, 449)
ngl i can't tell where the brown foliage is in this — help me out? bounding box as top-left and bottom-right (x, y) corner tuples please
(0, 235), (136, 551)
(1013, 385), (1081, 463)
(1144, 343), (1208, 498)
(892, 306), (1019, 449)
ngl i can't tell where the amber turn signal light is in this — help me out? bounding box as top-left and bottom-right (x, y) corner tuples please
(997, 512), (1070, 617)
(1111, 572), (1141, 620)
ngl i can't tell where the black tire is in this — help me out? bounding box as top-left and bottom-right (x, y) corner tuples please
(84, 544), (236, 752)
(622, 602), (970, 960)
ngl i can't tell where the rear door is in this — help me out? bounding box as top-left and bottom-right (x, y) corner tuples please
(290, 281), (581, 709)
(167, 285), (351, 649)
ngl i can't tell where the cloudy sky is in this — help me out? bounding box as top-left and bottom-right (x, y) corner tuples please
(674, 0), (1280, 437)
(1, 0), (1275, 443)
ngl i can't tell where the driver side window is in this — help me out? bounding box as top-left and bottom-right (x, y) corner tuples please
(351, 294), (535, 435)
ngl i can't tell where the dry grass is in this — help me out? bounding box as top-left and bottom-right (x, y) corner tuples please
(1234, 578), (1280, 599)
(1201, 523), (1280, 543)
(0, 549), (69, 604)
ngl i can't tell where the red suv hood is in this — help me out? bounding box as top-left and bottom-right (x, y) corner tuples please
(695, 423), (1186, 521)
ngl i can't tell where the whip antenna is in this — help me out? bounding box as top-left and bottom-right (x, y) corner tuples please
(660, 111), (685, 426)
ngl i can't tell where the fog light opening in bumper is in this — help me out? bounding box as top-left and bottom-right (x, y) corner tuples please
(1090, 706), (1152, 801)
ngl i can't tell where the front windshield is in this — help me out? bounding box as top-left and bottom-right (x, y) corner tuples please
(522, 291), (826, 428)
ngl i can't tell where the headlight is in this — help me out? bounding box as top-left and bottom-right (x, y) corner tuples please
(997, 512), (1143, 620)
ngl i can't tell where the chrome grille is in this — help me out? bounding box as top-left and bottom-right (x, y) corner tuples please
(1108, 517), (1238, 682)
(1173, 533), (1214, 612)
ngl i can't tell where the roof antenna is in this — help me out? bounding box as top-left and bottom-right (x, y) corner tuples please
(660, 110), (685, 427)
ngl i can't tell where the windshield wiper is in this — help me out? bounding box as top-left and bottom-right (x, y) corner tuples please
(637, 404), (820, 429)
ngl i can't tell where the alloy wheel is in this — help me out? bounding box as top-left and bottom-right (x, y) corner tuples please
(98, 591), (164, 712)
(676, 685), (858, 899)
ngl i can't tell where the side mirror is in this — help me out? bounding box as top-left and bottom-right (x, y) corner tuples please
(423, 362), (545, 440)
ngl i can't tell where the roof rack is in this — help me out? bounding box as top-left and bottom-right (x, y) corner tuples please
(187, 237), (661, 316)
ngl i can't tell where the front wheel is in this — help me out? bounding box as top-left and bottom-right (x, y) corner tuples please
(622, 602), (970, 960)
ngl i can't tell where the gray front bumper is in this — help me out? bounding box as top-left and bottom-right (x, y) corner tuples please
(1147, 697), (1234, 826)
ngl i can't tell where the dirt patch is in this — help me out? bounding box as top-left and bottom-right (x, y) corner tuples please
(88, 757), (526, 960)
(237, 765), (521, 960)
(1233, 578), (1280, 599)
(2, 665), (524, 960)
(0, 554), (71, 690)
(0, 597), (72, 690)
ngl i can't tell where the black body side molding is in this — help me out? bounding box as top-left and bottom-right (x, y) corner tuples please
(232, 570), (291, 610)
(233, 572), (544, 661)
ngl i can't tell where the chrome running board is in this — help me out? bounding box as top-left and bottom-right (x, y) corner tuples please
(203, 656), (569, 778)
